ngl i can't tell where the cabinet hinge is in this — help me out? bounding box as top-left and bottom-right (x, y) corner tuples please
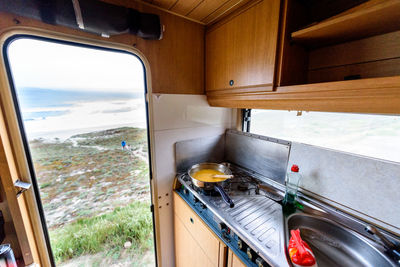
(242, 109), (252, 132)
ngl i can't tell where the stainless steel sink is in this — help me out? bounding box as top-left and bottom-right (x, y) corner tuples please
(286, 213), (398, 267)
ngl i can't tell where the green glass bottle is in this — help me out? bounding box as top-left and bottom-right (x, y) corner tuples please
(283, 164), (301, 215)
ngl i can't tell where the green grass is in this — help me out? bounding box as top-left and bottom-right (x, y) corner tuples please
(40, 182), (52, 189)
(30, 127), (150, 228)
(50, 201), (153, 263)
(29, 127), (153, 264)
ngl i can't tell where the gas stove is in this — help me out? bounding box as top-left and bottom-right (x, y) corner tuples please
(183, 164), (260, 197)
(175, 164), (290, 267)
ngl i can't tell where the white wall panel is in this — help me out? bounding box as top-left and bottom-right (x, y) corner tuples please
(152, 94), (234, 131)
(150, 94), (235, 267)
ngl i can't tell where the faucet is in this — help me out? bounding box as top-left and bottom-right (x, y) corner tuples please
(365, 225), (400, 264)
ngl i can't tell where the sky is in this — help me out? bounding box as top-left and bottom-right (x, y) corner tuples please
(7, 38), (145, 92)
(5, 38), (147, 140)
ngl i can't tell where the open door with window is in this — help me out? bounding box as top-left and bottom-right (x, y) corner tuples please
(0, 35), (155, 266)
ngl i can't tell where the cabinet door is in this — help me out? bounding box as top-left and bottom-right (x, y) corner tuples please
(174, 192), (227, 266)
(206, 0), (281, 93)
(174, 214), (215, 267)
(227, 249), (247, 267)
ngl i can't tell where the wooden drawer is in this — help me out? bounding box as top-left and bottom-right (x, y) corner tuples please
(173, 192), (221, 266)
(227, 249), (247, 267)
(174, 213), (215, 267)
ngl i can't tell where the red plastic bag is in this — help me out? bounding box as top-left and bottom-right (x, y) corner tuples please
(288, 229), (317, 267)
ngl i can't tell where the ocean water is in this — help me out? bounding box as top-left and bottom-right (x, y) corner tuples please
(15, 87), (147, 140)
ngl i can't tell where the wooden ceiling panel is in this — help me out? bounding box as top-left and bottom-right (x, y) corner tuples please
(200, 0), (252, 24)
(151, 0), (177, 9)
(170, 0), (200, 15)
(137, 0), (251, 25)
(187, 0), (230, 21)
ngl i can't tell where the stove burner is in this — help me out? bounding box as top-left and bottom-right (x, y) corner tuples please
(180, 164), (261, 198)
(237, 183), (249, 191)
(201, 189), (220, 196)
(191, 184), (221, 196)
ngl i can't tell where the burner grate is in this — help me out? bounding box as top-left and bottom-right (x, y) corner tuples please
(180, 164), (261, 196)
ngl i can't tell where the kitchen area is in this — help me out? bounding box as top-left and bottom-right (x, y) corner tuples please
(172, 130), (400, 266)
(168, 0), (400, 264)
(0, 0), (400, 266)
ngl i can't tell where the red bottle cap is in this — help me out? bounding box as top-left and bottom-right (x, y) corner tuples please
(291, 165), (299, 172)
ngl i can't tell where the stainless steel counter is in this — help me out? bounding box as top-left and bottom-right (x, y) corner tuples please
(177, 173), (290, 267)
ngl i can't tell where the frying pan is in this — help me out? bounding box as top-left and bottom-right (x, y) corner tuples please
(188, 163), (235, 208)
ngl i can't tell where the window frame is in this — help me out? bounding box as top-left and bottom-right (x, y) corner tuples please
(244, 108), (400, 164)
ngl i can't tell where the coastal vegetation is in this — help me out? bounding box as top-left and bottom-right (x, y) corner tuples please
(30, 127), (153, 265)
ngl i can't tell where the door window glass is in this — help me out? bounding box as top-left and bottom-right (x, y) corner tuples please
(6, 37), (155, 266)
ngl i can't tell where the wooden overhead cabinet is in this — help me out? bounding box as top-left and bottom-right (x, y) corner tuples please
(205, 0), (281, 96)
(207, 0), (400, 114)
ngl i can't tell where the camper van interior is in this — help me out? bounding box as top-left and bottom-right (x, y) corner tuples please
(0, 0), (399, 266)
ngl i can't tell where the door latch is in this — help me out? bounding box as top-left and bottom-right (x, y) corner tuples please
(14, 180), (32, 198)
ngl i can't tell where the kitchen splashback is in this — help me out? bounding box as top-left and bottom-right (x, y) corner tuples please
(175, 129), (400, 235)
(175, 130), (291, 185)
(289, 142), (400, 235)
(224, 130), (291, 184)
(175, 134), (225, 173)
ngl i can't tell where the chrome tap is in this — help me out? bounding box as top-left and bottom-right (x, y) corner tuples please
(365, 225), (400, 264)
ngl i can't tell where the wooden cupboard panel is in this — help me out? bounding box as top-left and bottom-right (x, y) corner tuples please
(207, 76), (400, 114)
(275, 0), (308, 86)
(308, 58), (400, 83)
(174, 214), (215, 267)
(173, 192), (221, 266)
(291, 0), (400, 46)
(104, 0), (205, 94)
(134, 10), (205, 94)
(219, 242), (228, 267)
(227, 249), (247, 267)
(308, 31), (400, 70)
(206, 0), (400, 113)
(0, 0), (205, 95)
(206, 0), (280, 93)
(307, 31), (400, 83)
(206, 14), (232, 92)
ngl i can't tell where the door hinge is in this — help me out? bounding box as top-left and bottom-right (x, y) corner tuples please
(150, 204), (154, 213)
(14, 180), (32, 198)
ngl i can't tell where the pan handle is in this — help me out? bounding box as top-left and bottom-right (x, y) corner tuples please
(215, 184), (234, 208)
